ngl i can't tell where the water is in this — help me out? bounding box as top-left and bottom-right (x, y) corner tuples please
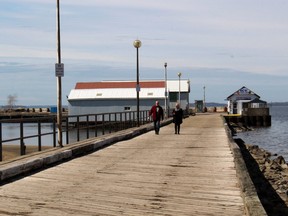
(1, 123), (56, 146)
(236, 105), (288, 161)
(0, 123), (106, 147)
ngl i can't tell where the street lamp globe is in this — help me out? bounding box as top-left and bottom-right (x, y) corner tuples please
(133, 40), (142, 48)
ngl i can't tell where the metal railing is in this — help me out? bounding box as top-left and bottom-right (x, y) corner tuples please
(0, 110), (151, 161)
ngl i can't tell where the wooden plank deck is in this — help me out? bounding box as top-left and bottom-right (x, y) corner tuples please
(0, 113), (245, 215)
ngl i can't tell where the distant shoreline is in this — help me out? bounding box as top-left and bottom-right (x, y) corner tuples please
(268, 102), (288, 106)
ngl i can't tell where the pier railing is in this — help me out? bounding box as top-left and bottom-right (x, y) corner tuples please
(0, 110), (151, 161)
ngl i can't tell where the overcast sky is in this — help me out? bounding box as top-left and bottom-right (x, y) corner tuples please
(1, 0), (288, 106)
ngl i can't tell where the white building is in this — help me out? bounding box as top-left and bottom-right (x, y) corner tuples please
(226, 86), (261, 115)
(67, 80), (190, 116)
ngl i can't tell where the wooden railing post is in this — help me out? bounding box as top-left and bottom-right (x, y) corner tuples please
(0, 122), (2, 161)
(38, 121), (42, 151)
(77, 116), (80, 142)
(53, 117), (57, 147)
(102, 114), (105, 135)
(66, 116), (69, 144)
(86, 115), (89, 139)
(95, 114), (98, 137)
(109, 113), (112, 133)
(20, 122), (25, 156)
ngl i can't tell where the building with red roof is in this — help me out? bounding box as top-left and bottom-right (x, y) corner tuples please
(67, 80), (190, 116)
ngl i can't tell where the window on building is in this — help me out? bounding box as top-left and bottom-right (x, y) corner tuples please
(96, 93), (102, 96)
(169, 92), (178, 102)
(124, 107), (131, 111)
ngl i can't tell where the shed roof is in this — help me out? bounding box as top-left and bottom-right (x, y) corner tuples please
(75, 81), (165, 89)
(74, 80), (190, 92)
(226, 86), (260, 99)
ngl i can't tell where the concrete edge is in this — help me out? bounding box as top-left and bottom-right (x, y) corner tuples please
(0, 119), (172, 183)
(221, 116), (267, 216)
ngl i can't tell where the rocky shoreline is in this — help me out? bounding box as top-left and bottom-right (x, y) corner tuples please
(227, 121), (288, 215)
(234, 138), (288, 215)
(246, 144), (288, 202)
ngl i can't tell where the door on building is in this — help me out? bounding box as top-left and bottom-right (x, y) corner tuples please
(233, 102), (237, 114)
(195, 100), (204, 113)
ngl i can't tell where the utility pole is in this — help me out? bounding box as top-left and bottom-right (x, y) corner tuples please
(56, 0), (63, 147)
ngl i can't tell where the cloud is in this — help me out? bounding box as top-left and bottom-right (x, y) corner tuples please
(1, 0), (288, 105)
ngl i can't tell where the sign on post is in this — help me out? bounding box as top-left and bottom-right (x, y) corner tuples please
(136, 84), (141, 92)
(55, 63), (64, 77)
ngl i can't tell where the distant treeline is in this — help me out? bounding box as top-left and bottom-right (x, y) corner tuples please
(0, 105), (68, 109)
(268, 102), (288, 106)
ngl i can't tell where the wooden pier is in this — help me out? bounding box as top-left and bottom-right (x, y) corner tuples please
(0, 113), (265, 215)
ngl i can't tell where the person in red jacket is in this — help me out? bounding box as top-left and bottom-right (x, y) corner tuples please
(149, 101), (164, 134)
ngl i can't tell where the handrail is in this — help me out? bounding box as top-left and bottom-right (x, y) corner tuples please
(0, 110), (151, 161)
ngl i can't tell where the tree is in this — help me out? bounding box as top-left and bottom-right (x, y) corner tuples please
(7, 94), (17, 110)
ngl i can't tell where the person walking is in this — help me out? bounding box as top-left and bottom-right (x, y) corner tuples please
(149, 101), (164, 135)
(172, 103), (183, 134)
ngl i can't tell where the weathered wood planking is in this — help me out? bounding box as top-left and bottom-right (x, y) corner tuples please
(0, 113), (245, 215)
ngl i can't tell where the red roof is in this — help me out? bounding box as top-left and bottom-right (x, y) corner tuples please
(75, 81), (165, 89)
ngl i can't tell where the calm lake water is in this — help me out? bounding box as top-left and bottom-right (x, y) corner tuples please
(2, 123), (56, 146)
(236, 105), (288, 161)
(0, 123), (104, 147)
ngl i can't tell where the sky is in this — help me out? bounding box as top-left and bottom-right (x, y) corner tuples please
(1, 0), (288, 106)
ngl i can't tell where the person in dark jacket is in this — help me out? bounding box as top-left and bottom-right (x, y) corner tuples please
(172, 103), (183, 134)
(149, 101), (164, 134)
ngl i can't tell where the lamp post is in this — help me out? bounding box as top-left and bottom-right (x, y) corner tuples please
(203, 85), (206, 112)
(56, 0), (63, 147)
(133, 39), (141, 127)
(178, 72), (182, 108)
(187, 80), (190, 112)
(164, 62), (167, 118)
